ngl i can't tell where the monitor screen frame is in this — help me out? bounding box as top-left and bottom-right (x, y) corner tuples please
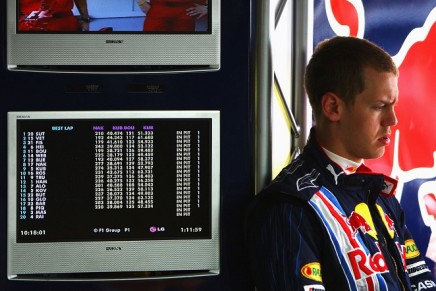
(7, 110), (220, 281)
(6, 0), (221, 73)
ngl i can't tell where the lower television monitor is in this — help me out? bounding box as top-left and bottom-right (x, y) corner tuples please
(7, 110), (220, 280)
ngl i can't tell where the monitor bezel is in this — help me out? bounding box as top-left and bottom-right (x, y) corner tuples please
(7, 110), (220, 281)
(6, 1), (221, 73)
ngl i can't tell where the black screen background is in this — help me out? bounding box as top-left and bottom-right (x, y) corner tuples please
(16, 118), (212, 243)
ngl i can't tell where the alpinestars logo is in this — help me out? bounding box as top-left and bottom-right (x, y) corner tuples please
(297, 169), (320, 191)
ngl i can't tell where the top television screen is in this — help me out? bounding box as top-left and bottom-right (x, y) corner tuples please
(17, 0), (210, 33)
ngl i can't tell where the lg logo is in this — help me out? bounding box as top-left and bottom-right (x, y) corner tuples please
(149, 226), (165, 233)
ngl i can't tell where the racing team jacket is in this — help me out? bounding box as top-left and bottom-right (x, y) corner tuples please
(245, 131), (436, 291)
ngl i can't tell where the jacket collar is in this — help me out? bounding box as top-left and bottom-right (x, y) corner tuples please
(322, 147), (362, 174)
(302, 128), (397, 198)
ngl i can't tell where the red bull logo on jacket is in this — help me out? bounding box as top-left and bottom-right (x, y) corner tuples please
(347, 203), (396, 240)
(348, 203), (377, 239)
(348, 210), (373, 235)
(348, 242), (389, 280)
(310, 189), (395, 288)
(346, 203), (406, 279)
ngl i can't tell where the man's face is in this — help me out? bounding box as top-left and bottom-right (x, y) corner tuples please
(338, 67), (399, 162)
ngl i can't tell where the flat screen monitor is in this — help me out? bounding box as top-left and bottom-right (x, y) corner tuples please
(7, 110), (220, 280)
(7, 0), (220, 73)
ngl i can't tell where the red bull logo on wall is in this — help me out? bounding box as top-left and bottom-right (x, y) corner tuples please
(314, 0), (436, 275)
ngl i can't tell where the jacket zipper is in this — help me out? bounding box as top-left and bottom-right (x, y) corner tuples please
(380, 231), (406, 291)
(367, 190), (407, 291)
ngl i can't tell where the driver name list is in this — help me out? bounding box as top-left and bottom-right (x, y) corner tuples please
(19, 124), (204, 221)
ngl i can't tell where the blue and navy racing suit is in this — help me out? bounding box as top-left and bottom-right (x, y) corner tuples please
(246, 130), (436, 291)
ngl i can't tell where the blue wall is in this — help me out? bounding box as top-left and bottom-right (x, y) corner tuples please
(0, 0), (255, 290)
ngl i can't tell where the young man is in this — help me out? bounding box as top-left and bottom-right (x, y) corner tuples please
(246, 36), (436, 290)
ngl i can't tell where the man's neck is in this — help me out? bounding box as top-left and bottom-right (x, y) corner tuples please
(322, 147), (363, 174)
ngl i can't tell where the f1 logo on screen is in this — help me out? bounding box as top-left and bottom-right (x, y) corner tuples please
(317, 0), (436, 274)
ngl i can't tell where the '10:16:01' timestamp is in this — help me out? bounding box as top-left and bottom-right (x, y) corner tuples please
(20, 230), (46, 236)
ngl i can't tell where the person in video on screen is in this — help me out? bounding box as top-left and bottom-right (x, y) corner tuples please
(185, 1), (208, 20)
(245, 36), (436, 290)
(138, 0), (208, 32)
(19, 0), (91, 32)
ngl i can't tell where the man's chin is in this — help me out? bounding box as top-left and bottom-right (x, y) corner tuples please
(365, 148), (386, 160)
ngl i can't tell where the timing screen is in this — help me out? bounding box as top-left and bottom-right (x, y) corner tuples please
(16, 118), (212, 242)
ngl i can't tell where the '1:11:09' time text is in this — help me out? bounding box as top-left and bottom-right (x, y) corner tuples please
(180, 227), (202, 233)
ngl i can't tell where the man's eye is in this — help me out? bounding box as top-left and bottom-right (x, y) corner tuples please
(374, 104), (386, 110)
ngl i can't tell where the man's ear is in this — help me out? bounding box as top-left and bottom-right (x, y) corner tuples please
(321, 92), (343, 122)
